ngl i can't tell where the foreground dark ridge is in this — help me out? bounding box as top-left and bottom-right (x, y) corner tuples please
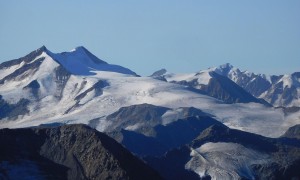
(0, 124), (162, 180)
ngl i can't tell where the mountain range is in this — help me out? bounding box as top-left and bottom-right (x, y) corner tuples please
(152, 63), (300, 107)
(0, 46), (299, 179)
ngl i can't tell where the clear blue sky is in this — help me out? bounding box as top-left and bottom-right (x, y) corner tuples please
(0, 0), (299, 75)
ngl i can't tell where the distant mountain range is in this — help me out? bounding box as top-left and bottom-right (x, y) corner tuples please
(0, 46), (299, 179)
(151, 63), (300, 107)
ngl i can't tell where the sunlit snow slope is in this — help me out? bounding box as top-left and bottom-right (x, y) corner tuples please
(0, 47), (298, 138)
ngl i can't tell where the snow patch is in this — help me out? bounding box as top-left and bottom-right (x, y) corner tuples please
(125, 123), (143, 131)
(165, 73), (195, 82)
(165, 70), (212, 85)
(185, 142), (270, 180)
(195, 71), (212, 85)
(162, 108), (185, 125)
(281, 75), (293, 88)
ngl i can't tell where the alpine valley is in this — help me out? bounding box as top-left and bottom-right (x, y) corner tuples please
(0, 46), (300, 180)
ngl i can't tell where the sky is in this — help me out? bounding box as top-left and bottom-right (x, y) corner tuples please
(0, 0), (299, 76)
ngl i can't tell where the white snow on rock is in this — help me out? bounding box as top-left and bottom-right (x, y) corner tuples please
(280, 74), (298, 89)
(0, 52), (60, 103)
(48, 46), (137, 76)
(162, 108), (186, 125)
(164, 70), (212, 86)
(185, 142), (270, 180)
(0, 48), (299, 138)
(0, 72), (290, 137)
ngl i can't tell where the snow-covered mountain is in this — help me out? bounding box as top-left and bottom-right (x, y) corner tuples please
(0, 46), (300, 180)
(48, 46), (137, 76)
(154, 63), (300, 107)
(210, 63), (300, 107)
(0, 46), (137, 121)
(157, 68), (267, 104)
(0, 46), (298, 138)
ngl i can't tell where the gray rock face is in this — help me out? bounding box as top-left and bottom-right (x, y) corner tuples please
(106, 104), (222, 157)
(150, 69), (168, 81)
(282, 124), (300, 139)
(150, 69), (167, 77)
(0, 124), (162, 180)
(120, 116), (224, 157)
(0, 95), (29, 119)
(204, 72), (266, 104)
(106, 103), (170, 136)
(54, 65), (71, 99)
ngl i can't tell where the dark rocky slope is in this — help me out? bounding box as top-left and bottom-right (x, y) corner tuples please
(105, 104), (221, 157)
(0, 124), (162, 180)
(145, 124), (300, 180)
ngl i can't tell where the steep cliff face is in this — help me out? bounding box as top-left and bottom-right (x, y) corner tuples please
(0, 124), (162, 180)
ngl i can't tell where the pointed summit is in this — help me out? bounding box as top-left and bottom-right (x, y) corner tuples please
(47, 46), (137, 76)
(67, 46), (107, 65)
(35, 45), (49, 54)
(39, 45), (47, 51)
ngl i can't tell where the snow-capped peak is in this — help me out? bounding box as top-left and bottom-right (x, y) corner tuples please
(220, 63), (233, 70)
(36, 45), (48, 53)
(70, 46), (86, 52)
(60, 46), (107, 64)
(69, 46), (102, 62)
(46, 46), (137, 76)
(279, 74), (300, 89)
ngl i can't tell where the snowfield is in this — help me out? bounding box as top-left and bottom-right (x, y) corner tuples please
(0, 71), (291, 137)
